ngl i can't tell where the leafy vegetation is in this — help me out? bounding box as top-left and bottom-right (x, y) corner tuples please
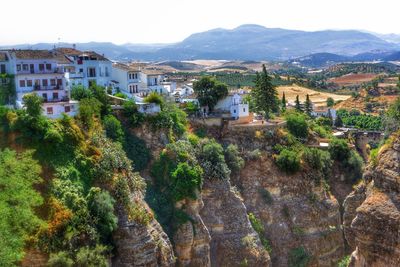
(248, 213), (272, 253)
(250, 64), (279, 119)
(224, 144), (245, 175)
(288, 246), (311, 267)
(0, 149), (44, 267)
(286, 112), (309, 139)
(193, 76), (228, 111)
(275, 148), (301, 174)
(337, 109), (382, 130)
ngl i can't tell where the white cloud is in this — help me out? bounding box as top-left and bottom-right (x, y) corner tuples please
(0, 0), (399, 45)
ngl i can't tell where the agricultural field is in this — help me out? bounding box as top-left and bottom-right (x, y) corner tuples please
(277, 85), (351, 106)
(328, 73), (378, 86)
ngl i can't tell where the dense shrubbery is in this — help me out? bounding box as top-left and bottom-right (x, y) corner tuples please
(198, 139), (231, 180)
(302, 148), (332, 176)
(147, 102), (187, 138)
(337, 109), (382, 130)
(103, 114), (124, 143)
(0, 149), (44, 267)
(123, 131), (151, 171)
(286, 112), (309, 139)
(275, 148), (301, 173)
(224, 144), (245, 175)
(144, 92), (164, 106)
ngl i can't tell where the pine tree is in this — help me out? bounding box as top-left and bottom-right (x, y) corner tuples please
(334, 114), (343, 127)
(281, 92), (286, 112)
(295, 95), (302, 112)
(250, 64), (278, 120)
(304, 94), (313, 116)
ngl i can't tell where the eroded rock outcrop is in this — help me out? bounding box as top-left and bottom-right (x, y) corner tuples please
(237, 157), (345, 267)
(200, 178), (271, 267)
(344, 132), (400, 267)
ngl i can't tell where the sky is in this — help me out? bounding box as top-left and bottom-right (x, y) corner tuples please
(1, 0), (399, 45)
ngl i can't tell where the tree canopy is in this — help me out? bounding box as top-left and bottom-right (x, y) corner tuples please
(193, 76), (228, 111)
(250, 64), (278, 119)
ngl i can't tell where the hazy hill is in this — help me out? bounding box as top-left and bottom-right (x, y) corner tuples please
(2, 25), (400, 61)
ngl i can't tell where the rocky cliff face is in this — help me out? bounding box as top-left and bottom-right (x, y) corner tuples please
(236, 157), (345, 267)
(200, 178), (271, 267)
(344, 132), (400, 267)
(113, 201), (176, 267)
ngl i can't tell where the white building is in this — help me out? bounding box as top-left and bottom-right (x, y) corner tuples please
(4, 50), (78, 118)
(212, 93), (249, 119)
(311, 107), (337, 122)
(111, 63), (146, 98)
(56, 47), (112, 89)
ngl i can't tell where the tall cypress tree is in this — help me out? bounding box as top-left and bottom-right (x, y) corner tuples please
(281, 92), (286, 112)
(251, 64), (278, 120)
(304, 94), (313, 116)
(295, 95), (302, 112)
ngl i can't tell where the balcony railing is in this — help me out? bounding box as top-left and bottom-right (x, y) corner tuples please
(17, 69), (64, 74)
(34, 85), (64, 91)
(43, 96), (69, 103)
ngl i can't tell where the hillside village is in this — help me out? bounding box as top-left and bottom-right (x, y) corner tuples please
(1, 32), (400, 267)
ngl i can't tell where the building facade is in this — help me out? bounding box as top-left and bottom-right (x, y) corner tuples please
(4, 50), (78, 118)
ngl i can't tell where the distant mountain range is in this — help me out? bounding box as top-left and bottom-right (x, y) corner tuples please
(2, 24), (400, 62)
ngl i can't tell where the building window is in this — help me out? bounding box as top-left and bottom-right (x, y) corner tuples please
(243, 108), (246, 112)
(50, 79), (56, 86)
(42, 79), (48, 87)
(105, 67), (109, 77)
(19, 80), (26, 87)
(46, 64), (51, 70)
(42, 93), (47, 100)
(88, 68), (96, 77)
(129, 73), (132, 79)
(233, 109), (236, 113)
(22, 64), (29, 71)
(39, 64), (45, 71)
(46, 107), (53, 115)
(27, 80), (32, 87)
(135, 73), (138, 79)
(16, 64), (21, 71)
(64, 106), (71, 113)
(57, 79), (62, 86)
(53, 92), (58, 100)
(0, 64), (5, 74)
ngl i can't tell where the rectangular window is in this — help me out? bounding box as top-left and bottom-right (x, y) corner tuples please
(53, 92), (58, 100)
(50, 79), (56, 86)
(46, 64), (51, 70)
(243, 108), (246, 112)
(19, 80), (26, 87)
(16, 64), (21, 71)
(46, 107), (53, 115)
(27, 80), (32, 87)
(42, 79), (48, 86)
(57, 79), (62, 86)
(64, 106), (71, 113)
(39, 64), (45, 71)
(105, 67), (109, 77)
(129, 73), (131, 79)
(22, 64), (29, 71)
(0, 64), (5, 74)
(42, 93), (47, 100)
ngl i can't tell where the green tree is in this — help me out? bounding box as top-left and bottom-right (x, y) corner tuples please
(304, 94), (313, 116)
(250, 64), (278, 119)
(193, 76), (228, 111)
(23, 93), (43, 117)
(198, 139), (231, 180)
(144, 92), (164, 106)
(87, 188), (118, 242)
(329, 138), (350, 161)
(276, 148), (301, 174)
(286, 113), (308, 139)
(295, 95), (302, 112)
(71, 85), (93, 100)
(0, 149), (43, 266)
(326, 97), (335, 107)
(170, 162), (203, 201)
(281, 92), (287, 112)
(90, 85), (111, 116)
(224, 144), (245, 175)
(334, 114), (343, 127)
(103, 115), (124, 143)
(79, 98), (102, 128)
(0, 74), (16, 105)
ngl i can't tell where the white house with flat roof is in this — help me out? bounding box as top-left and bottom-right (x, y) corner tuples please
(211, 93), (249, 119)
(3, 49), (78, 118)
(112, 62), (146, 97)
(56, 47), (112, 89)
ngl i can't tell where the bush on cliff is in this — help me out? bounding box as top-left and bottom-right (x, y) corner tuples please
(275, 148), (301, 174)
